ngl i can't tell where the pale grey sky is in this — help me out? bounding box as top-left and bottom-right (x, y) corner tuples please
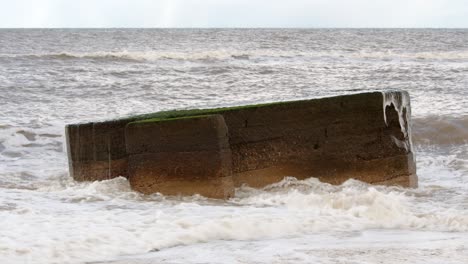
(0, 0), (467, 28)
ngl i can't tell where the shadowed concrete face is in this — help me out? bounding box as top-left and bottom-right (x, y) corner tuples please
(66, 119), (132, 181)
(65, 91), (417, 198)
(125, 115), (234, 198)
(223, 92), (416, 188)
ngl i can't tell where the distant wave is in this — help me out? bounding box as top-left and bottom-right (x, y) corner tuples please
(412, 115), (468, 145)
(351, 50), (468, 61)
(0, 50), (255, 62)
(2, 50), (468, 62)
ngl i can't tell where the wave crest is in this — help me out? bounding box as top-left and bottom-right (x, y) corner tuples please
(16, 50), (254, 62)
(3, 49), (468, 62)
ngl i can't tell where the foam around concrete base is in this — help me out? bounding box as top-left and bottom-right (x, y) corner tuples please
(66, 91), (418, 198)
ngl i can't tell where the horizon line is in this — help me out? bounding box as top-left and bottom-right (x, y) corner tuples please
(1, 27), (468, 30)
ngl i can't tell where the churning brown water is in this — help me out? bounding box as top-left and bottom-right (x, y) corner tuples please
(0, 29), (467, 264)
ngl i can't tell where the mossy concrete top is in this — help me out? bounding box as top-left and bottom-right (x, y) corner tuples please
(66, 92), (384, 128)
(126, 92), (383, 126)
(66, 91), (417, 196)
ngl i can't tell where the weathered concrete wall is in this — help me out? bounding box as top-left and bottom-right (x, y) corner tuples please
(222, 92), (416, 188)
(66, 119), (132, 181)
(65, 91), (417, 198)
(126, 115), (233, 198)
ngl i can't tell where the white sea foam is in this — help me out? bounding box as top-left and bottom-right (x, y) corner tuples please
(1, 29), (467, 264)
(104, 231), (468, 264)
(382, 91), (413, 151)
(1, 174), (467, 264)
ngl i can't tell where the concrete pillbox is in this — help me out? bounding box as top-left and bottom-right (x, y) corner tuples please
(66, 91), (417, 198)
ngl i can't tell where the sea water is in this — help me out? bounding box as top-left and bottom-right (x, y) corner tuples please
(0, 29), (467, 264)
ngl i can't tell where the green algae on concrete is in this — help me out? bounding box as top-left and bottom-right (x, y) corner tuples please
(129, 101), (294, 124)
(125, 92), (385, 125)
(127, 93), (367, 124)
(130, 114), (224, 125)
(66, 91), (418, 198)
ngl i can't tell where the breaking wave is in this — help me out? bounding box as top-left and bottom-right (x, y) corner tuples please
(3, 50), (255, 62)
(2, 176), (465, 264)
(2, 49), (468, 62)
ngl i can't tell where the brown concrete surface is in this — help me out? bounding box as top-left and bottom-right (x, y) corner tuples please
(65, 91), (417, 198)
(125, 115), (234, 198)
(66, 119), (133, 181)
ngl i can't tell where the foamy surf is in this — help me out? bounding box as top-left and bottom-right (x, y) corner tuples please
(1, 172), (467, 264)
(1, 29), (467, 264)
(2, 49), (468, 63)
(101, 231), (468, 264)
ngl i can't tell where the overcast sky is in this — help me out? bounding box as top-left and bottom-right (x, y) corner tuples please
(0, 0), (467, 28)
